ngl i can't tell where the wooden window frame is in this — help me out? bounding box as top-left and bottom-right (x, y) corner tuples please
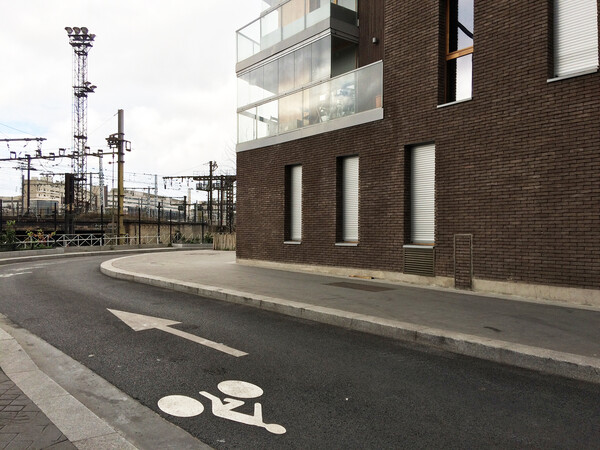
(444, 0), (474, 102)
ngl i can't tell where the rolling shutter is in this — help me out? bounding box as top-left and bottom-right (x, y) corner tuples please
(411, 143), (435, 244)
(342, 156), (359, 242)
(554, 0), (599, 77)
(290, 165), (302, 241)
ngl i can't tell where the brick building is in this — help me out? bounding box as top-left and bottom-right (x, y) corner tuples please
(235, 1), (600, 304)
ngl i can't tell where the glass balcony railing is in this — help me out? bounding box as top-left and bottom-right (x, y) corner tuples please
(237, 0), (357, 63)
(238, 60), (382, 144)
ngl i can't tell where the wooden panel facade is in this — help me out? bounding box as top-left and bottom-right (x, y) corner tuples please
(358, 0), (384, 66)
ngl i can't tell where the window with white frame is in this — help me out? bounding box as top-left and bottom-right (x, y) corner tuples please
(554, 0), (599, 78)
(286, 164), (302, 242)
(410, 144), (435, 244)
(338, 155), (359, 243)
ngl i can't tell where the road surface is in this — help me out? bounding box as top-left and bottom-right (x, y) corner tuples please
(0, 255), (598, 448)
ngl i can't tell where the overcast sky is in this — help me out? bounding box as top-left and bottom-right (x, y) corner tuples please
(0, 0), (259, 200)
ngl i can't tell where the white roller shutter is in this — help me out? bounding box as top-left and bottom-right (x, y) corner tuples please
(290, 165), (302, 241)
(554, 0), (599, 77)
(342, 156), (359, 242)
(411, 144), (435, 244)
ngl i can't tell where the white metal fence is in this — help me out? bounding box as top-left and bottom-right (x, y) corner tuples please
(10, 233), (206, 249)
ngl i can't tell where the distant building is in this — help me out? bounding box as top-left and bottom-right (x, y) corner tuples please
(23, 176), (64, 208)
(106, 188), (188, 217)
(235, 1), (600, 302)
(0, 196), (21, 215)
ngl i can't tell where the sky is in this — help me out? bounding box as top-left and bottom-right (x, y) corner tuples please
(0, 0), (260, 201)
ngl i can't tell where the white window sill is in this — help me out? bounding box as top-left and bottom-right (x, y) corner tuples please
(335, 242), (358, 247)
(284, 240), (301, 245)
(437, 97), (472, 109)
(547, 67), (598, 83)
(403, 244), (435, 249)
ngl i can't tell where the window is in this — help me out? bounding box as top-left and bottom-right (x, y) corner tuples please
(410, 144), (435, 244)
(285, 165), (302, 242)
(445, 0), (473, 103)
(337, 155), (359, 243)
(554, 0), (599, 78)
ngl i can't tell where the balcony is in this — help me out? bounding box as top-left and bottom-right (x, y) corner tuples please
(237, 0), (358, 64)
(237, 61), (383, 149)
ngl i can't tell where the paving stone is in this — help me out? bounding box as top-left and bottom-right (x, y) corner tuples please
(0, 370), (75, 449)
(46, 440), (77, 449)
(6, 412), (38, 425)
(0, 433), (17, 445)
(1, 408), (22, 414)
(10, 395), (30, 405)
(5, 439), (33, 449)
(18, 406), (38, 413)
(31, 426), (71, 448)
(0, 413), (18, 427)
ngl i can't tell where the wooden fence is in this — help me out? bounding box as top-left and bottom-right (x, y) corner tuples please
(213, 233), (236, 251)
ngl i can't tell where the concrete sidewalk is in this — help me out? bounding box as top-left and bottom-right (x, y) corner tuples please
(102, 250), (600, 384)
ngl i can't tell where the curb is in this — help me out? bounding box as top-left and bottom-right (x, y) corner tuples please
(101, 257), (600, 385)
(0, 246), (210, 266)
(0, 319), (137, 449)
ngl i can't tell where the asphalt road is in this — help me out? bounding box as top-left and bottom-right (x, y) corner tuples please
(0, 255), (599, 448)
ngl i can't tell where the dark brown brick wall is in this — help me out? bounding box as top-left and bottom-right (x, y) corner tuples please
(237, 1), (600, 290)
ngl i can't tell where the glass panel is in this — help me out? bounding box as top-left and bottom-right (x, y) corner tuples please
(237, 72), (251, 108)
(335, 0), (356, 12)
(457, 0), (474, 49)
(237, 62), (383, 143)
(238, 0), (357, 62)
(237, 20), (260, 62)
(278, 92), (303, 133)
(278, 53), (295, 94)
(238, 108), (256, 143)
(307, 0), (329, 27)
(282, 0), (305, 40)
(455, 53), (472, 100)
(261, 9), (281, 49)
(257, 100), (279, 138)
(311, 36), (331, 81)
(263, 60), (279, 99)
(329, 72), (355, 120)
(449, 0), (474, 52)
(301, 89), (311, 127)
(261, 0), (281, 12)
(446, 54), (472, 102)
(356, 62), (383, 112)
(250, 65), (264, 104)
(305, 82), (326, 124)
(295, 44), (312, 88)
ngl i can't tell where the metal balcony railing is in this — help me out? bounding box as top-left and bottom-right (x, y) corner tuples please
(238, 60), (382, 144)
(237, 0), (357, 63)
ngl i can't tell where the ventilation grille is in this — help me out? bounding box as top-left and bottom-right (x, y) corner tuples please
(404, 246), (435, 277)
(454, 234), (473, 289)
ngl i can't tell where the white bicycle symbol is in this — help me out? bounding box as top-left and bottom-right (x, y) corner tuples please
(158, 380), (286, 435)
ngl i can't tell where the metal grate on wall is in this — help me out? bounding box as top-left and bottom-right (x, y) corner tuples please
(403, 245), (435, 277)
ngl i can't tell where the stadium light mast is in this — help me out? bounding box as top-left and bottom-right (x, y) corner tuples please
(65, 26), (96, 213)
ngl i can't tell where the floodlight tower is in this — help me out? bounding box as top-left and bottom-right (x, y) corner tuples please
(65, 26), (96, 213)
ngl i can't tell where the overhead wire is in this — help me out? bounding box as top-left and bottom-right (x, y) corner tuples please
(0, 121), (37, 137)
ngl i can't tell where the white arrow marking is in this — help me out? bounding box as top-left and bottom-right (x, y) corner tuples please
(107, 309), (247, 357)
